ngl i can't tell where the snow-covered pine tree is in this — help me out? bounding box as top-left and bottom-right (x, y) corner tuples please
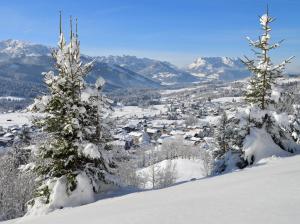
(83, 77), (113, 148)
(214, 111), (230, 158)
(28, 14), (113, 213)
(212, 111), (251, 173)
(242, 7), (294, 110)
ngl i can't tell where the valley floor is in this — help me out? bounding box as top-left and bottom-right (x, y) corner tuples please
(6, 155), (300, 224)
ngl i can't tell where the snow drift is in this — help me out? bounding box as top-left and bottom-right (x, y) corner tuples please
(6, 155), (300, 224)
(243, 127), (290, 164)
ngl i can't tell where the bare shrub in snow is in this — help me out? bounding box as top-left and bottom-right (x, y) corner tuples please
(185, 115), (198, 127)
(161, 137), (199, 160)
(113, 146), (149, 189)
(148, 163), (160, 189)
(146, 160), (177, 189)
(140, 147), (178, 189)
(199, 149), (214, 177)
(156, 161), (177, 188)
(117, 160), (148, 188)
(148, 147), (161, 189)
(274, 90), (295, 114)
(0, 148), (36, 221)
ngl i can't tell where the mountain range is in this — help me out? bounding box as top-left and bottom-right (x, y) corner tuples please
(0, 39), (250, 98)
(96, 55), (199, 85)
(186, 57), (249, 80)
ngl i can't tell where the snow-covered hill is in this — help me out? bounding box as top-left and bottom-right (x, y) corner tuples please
(7, 155), (300, 224)
(186, 57), (250, 81)
(137, 158), (205, 189)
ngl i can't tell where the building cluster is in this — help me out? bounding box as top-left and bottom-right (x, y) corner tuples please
(0, 124), (33, 150)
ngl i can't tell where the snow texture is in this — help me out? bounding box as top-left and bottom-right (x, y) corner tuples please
(27, 173), (95, 216)
(82, 143), (101, 159)
(50, 173), (95, 208)
(243, 127), (290, 164)
(0, 96), (25, 101)
(137, 159), (205, 189)
(0, 112), (35, 128)
(260, 14), (269, 26)
(7, 155), (300, 224)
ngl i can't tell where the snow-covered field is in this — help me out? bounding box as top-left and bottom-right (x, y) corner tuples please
(160, 86), (200, 95)
(138, 159), (205, 189)
(113, 105), (168, 118)
(0, 96), (25, 101)
(0, 112), (34, 128)
(6, 155), (300, 224)
(277, 76), (300, 84)
(243, 128), (291, 163)
(211, 96), (243, 103)
(0, 105), (170, 128)
(199, 115), (220, 126)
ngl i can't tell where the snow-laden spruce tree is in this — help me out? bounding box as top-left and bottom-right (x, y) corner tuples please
(214, 112), (230, 158)
(242, 7), (294, 110)
(28, 15), (114, 214)
(212, 111), (246, 174)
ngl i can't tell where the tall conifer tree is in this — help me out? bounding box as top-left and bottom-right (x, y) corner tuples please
(29, 13), (113, 212)
(242, 7), (294, 110)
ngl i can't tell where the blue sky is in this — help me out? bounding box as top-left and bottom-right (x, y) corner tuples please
(0, 0), (299, 71)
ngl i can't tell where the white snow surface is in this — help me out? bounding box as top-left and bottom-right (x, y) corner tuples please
(243, 127), (290, 164)
(7, 155), (300, 224)
(0, 96), (25, 101)
(113, 105), (167, 119)
(211, 96), (243, 103)
(138, 159), (205, 189)
(26, 173), (95, 216)
(50, 173), (95, 209)
(160, 86), (200, 95)
(82, 143), (101, 159)
(199, 115), (220, 126)
(0, 112), (35, 128)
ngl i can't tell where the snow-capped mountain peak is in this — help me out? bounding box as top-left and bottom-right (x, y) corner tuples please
(221, 56), (236, 67)
(186, 56), (249, 81)
(188, 57), (239, 69)
(0, 39), (252, 96)
(0, 39), (51, 57)
(188, 57), (207, 69)
(0, 40), (161, 92)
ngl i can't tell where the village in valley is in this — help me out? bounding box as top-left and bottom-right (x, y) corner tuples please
(1, 76), (299, 177)
(0, 81), (242, 150)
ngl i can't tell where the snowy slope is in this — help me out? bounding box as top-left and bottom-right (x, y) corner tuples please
(243, 128), (291, 164)
(7, 155), (300, 224)
(138, 159), (205, 189)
